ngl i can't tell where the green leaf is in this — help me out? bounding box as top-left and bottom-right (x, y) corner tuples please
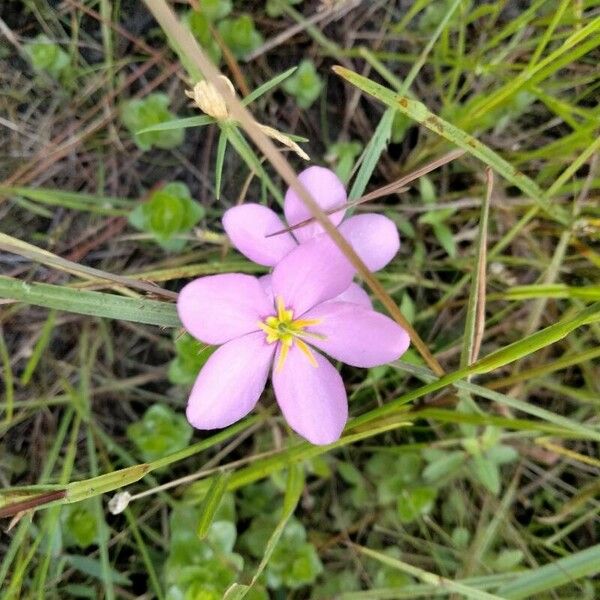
(129, 182), (204, 249)
(354, 545), (504, 600)
(470, 455), (501, 495)
(433, 222), (457, 257)
(282, 59), (323, 109)
(0, 185), (133, 215)
(215, 128), (228, 200)
(185, 10), (222, 64)
(486, 444), (519, 465)
(0, 276), (180, 328)
(391, 110), (411, 144)
(400, 292), (416, 325)
(397, 486), (437, 523)
(452, 526), (471, 550)
(168, 334), (215, 385)
(497, 544), (600, 599)
(197, 472), (232, 540)
(422, 450), (465, 483)
(419, 176), (437, 204)
(200, 0), (232, 21)
(348, 108), (394, 201)
(62, 503), (99, 549)
(226, 464), (306, 598)
(137, 115), (214, 135)
(24, 34), (71, 79)
(326, 140), (363, 184)
(127, 404), (193, 463)
(218, 15), (263, 59)
(492, 549), (524, 572)
(242, 66), (298, 106)
(63, 555), (130, 586)
(121, 93), (184, 151)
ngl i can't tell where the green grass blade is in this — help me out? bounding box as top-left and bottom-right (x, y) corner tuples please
(224, 125), (284, 204)
(225, 463), (305, 599)
(348, 107), (394, 201)
(0, 185), (132, 215)
(215, 127), (228, 199)
(496, 544), (600, 599)
(0, 277), (180, 328)
(460, 169), (491, 366)
(20, 309), (56, 385)
(332, 66), (569, 225)
(353, 545), (504, 600)
(196, 472), (232, 539)
(137, 114), (214, 134)
(242, 66), (297, 105)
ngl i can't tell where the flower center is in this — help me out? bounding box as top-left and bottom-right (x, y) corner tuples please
(258, 297), (323, 371)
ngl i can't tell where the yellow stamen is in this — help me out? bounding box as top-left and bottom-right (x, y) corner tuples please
(295, 339), (318, 368)
(259, 297), (325, 370)
(276, 340), (291, 372)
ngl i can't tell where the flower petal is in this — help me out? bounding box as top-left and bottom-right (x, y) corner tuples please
(178, 274), (272, 345)
(272, 345), (347, 445)
(284, 166), (347, 243)
(303, 301), (410, 367)
(223, 204), (297, 266)
(258, 274), (273, 300)
(338, 214), (400, 271)
(271, 234), (354, 316)
(332, 282), (372, 308)
(186, 332), (274, 429)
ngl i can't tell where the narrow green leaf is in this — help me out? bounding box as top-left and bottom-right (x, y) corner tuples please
(197, 472), (232, 539)
(0, 277), (180, 328)
(215, 128), (228, 199)
(497, 544), (600, 599)
(0, 185), (132, 215)
(501, 284), (600, 301)
(63, 555), (130, 586)
(137, 114), (214, 134)
(225, 125), (284, 204)
(20, 310), (56, 385)
(242, 66), (297, 105)
(225, 463), (305, 599)
(354, 545), (504, 600)
(349, 108), (394, 201)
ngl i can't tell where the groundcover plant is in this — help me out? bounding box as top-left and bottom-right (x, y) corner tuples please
(0, 1), (599, 599)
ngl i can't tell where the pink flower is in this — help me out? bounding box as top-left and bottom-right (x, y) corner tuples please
(177, 235), (410, 445)
(223, 166), (400, 272)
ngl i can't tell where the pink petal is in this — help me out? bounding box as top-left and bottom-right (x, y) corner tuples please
(258, 274), (273, 300)
(186, 332), (274, 429)
(272, 345), (347, 445)
(332, 283), (372, 308)
(271, 234), (354, 317)
(223, 204), (297, 267)
(178, 274), (272, 345)
(302, 301), (410, 367)
(338, 214), (400, 271)
(284, 166), (347, 243)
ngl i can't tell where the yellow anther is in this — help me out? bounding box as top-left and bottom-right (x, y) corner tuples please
(276, 343), (290, 372)
(295, 339), (318, 368)
(260, 297), (324, 371)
